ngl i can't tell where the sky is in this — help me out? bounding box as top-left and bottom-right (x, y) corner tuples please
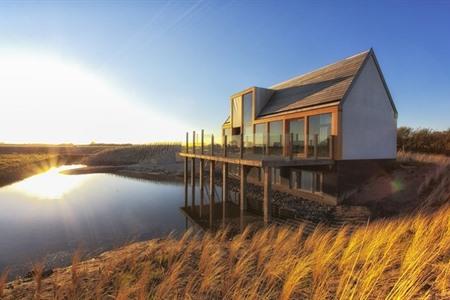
(0, 0), (449, 144)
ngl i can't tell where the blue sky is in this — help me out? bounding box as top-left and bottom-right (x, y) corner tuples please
(0, 0), (449, 143)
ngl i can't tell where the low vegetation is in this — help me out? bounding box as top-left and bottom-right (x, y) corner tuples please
(2, 204), (449, 299)
(398, 127), (450, 155)
(84, 143), (181, 166)
(0, 153), (60, 186)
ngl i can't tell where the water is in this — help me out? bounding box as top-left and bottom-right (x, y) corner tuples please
(0, 165), (188, 277)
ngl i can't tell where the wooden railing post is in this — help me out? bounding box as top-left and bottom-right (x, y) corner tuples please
(329, 135), (334, 159)
(211, 134), (214, 156)
(185, 132), (189, 153)
(290, 133), (294, 160)
(224, 135), (228, 157)
(192, 131), (196, 154)
(314, 134), (318, 159)
(240, 132), (244, 158)
(201, 129), (204, 154)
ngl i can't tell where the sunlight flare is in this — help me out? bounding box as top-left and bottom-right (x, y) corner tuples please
(0, 50), (187, 144)
(13, 165), (88, 200)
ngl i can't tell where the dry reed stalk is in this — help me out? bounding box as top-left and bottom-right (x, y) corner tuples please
(0, 267), (9, 298)
(32, 261), (45, 300)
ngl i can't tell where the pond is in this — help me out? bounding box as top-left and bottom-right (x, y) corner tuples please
(0, 165), (190, 277)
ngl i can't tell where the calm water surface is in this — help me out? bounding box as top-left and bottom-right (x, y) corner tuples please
(0, 165), (189, 276)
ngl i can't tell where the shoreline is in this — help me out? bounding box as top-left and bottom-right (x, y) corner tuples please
(61, 164), (184, 183)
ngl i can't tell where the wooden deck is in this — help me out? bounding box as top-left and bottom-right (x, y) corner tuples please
(179, 152), (334, 167)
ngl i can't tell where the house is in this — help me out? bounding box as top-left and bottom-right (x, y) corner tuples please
(180, 49), (397, 223)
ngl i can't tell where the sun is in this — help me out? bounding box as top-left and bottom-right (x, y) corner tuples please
(0, 50), (187, 144)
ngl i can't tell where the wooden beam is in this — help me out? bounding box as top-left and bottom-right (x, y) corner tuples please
(222, 162), (228, 221)
(191, 158), (196, 212)
(263, 166), (272, 224)
(184, 157), (188, 208)
(240, 165), (247, 212)
(209, 160), (215, 227)
(199, 159), (204, 217)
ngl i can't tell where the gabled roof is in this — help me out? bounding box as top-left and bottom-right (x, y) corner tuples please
(259, 50), (371, 117)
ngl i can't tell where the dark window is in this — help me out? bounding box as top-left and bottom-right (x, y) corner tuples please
(290, 169), (323, 193)
(300, 170), (314, 192)
(314, 172), (322, 193)
(272, 168), (281, 185)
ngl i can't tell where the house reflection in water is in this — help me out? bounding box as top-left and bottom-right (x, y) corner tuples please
(180, 190), (264, 232)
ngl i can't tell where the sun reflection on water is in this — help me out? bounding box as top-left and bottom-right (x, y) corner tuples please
(13, 165), (88, 200)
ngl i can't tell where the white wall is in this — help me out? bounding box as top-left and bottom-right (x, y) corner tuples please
(341, 55), (397, 160)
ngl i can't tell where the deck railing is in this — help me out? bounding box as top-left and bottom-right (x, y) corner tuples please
(182, 130), (335, 160)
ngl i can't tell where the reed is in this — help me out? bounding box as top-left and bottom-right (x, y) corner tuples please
(0, 267), (9, 298)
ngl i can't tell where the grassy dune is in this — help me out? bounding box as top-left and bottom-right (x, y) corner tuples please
(2, 205), (449, 299)
(83, 143), (181, 166)
(1, 151), (449, 299)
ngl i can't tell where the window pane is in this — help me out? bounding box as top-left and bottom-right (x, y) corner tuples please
(300, 170), (313, 192)
(242, 93), (252, 126)
(308, 113), (331, 157)
(289, 119), (305, 154)
(232, 97), (241, 128)
(271, 168), (281, 185)
(314, 173), (322, 193)
(254, 123), (266, 154)
(269, 121), (283, 156)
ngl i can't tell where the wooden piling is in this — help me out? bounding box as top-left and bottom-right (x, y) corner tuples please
(191, 158), (196, 212)
(222, 162), (228, 221)
(199, 159), (204, 217)
(184, 157), (188, 208)
(263, 166), (272, 224)
(314, 133), (318, 159)
(240, 165), (247, 212)
(209, 160), (215, 227)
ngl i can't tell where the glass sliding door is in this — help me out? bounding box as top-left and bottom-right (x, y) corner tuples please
(269, 121), (283, 156)
(288, 119), (305, 155)
(308, 113), (331, 157)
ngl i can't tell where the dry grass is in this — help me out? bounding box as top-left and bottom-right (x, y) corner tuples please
(397, 151), (450, 209)
(4, 205), (449, 299)
(84, 143), (181, 166)
(0, 267), (9, 298)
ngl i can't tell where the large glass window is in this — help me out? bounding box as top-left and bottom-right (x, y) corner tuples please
(254, 123), (266, 155)
(232, 96), (241, 128)
(242, 93), (252, 126)
(242, 93), (253, 154)
(269, 121), (283, 156)
(288, 119), (305, 155)
(308, 113), (331, 157)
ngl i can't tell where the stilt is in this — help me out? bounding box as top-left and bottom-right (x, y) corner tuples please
(209, 161), (215, 227)
(191, 158), (196, 213)
(184, 157), (188, 208)
(263, 166), (272, 224)
(199, 159), (204, 218)
(240, 165), (247, 212)
(222, 162), (228, 223)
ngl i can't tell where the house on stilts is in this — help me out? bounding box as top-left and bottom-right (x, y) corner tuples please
(180, 48), (397, 225)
